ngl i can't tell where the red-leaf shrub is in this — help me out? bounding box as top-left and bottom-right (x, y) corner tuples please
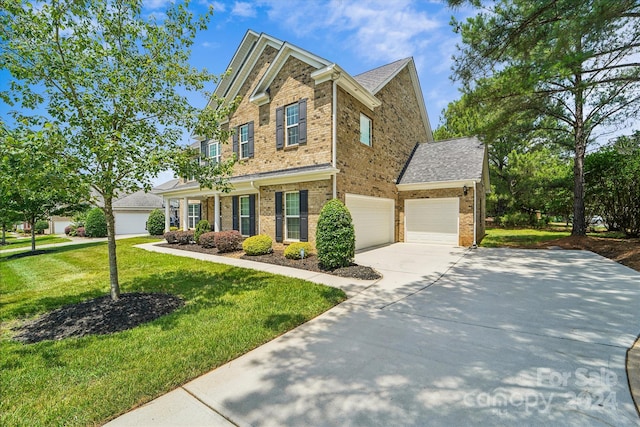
(176, 230), (194, 245)
(214, 230), (242, 253)
(199, 232), (216, 248)
(164, 231), (178, 244)
(64, 225), (72, 235)
(75, 227), (86, 237)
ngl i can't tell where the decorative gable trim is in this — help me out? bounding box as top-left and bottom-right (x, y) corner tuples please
(249, 42), (331, 106)
(210, 31), (284, 109)
(311, 64), (382, 110)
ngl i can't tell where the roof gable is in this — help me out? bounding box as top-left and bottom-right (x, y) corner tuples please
(398, 137), (487, 186)
(354, 58), (411, 94)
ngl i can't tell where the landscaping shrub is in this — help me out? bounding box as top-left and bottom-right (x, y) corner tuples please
(75, 226), (86, 237)
(194, 219), (210, 244)
(146, 209), (165, 236)
(284, 242), (314, 260)
(85, 208), (107, 237)
(175, 230), (194, 245)
(169, 226), (179, 231)
(316, 199), (355, 269)
(34, 220), (49, 234)
(64, 225), (72, 235)
(214, 230), (242, 253)
(199, 232), (216, 248)
(242, 234), (273, 255)
(164, 231), (178, 244)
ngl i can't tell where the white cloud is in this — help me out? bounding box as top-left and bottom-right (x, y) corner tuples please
(197, 0), (226, 13)
(231, 2), (257, 18)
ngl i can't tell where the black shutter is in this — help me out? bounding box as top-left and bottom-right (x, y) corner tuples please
(275, 191), (283, 242)
(298, 99), (307, 145)
(232, 196), (239, 231)
(232, 127), (239, 158)
(248, 121), (254, 158)
(249, 194), (256, 236)
(200, 140), (208, 159)
(276, 106), (284, 149)
(299, 190), (308, 242)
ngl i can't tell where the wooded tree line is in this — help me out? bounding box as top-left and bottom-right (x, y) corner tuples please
(439, 0), (640, 236)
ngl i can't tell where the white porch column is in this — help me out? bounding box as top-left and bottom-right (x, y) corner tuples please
(214, 194), (221, 232)
(164, 198), (170, 232)
(182, 197), (189, 231)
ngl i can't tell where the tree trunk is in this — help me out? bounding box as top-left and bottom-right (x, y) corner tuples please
(30, 215), (36, 252)
(104, 196), (120, 300)
(1, 225), (6, 245)
(572, 71), (587, 236)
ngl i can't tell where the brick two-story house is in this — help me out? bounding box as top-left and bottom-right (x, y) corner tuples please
(154, 30), (489, 249)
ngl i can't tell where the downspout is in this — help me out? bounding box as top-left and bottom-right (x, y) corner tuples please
(332, 75), (338, 199)
(472, 181), (478, 248)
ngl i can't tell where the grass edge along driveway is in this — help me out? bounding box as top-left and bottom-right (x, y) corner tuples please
(0, 237), (346, 427)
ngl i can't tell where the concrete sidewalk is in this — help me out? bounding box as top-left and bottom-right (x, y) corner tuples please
(0, 234), (148, 254)
(106, 244), (640, 426)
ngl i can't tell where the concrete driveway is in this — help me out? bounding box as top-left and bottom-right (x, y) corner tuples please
(107, 244), (640, 426)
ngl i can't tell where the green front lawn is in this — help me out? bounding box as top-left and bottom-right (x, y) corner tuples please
(0, 237), (346, 426)
(0, 234), (71, 251)
(480, 227), (570, 247)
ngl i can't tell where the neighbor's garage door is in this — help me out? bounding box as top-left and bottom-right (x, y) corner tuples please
(405, 198), (459, 245)
(346, 194), (394, 250)
(115, 212), (150, 235)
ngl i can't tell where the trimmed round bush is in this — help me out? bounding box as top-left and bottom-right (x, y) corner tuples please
(199, 231), (216, 248)
(64, 225), (72, 235)
(242, 234), (273, 255)
(34, 220), (49, 234)
(315, 199), (355, 269)
(284, 242), (314, 260)
(146, 209), (165, 236)
(194, 219), (210, 244)
(75, 226), (86, 238)
(176, 230), (194, 245)
(214, 230), (242, 253)
(164, 231), (178, 244)
(85, 208), (107, 238)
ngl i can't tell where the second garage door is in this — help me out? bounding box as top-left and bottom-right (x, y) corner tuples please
(345, 194), (394, 250)
(405, 198), (459, 245)
(115, 212), (150, 235)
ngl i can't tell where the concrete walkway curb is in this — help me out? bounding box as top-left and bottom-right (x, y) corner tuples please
(134, 242), (378, 298)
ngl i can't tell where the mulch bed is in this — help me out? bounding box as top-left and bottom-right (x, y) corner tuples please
(13, 293), (184, 344)
(157, 243), (382, 280)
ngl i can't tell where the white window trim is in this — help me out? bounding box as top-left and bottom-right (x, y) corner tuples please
(284, 191), (301, 241)
(360, 113), (372, 146)
(239, 124), (249, 159)
(239, 195), (250, 237)
(208, 141), (221, 164)
(285, 103), (299, 147)
(188, 203), (200, 229)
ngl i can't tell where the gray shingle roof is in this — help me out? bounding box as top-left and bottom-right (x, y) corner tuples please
(354, 58), (412, 94)
(399, 137), (486, 184)
(112, 190), (164, 209)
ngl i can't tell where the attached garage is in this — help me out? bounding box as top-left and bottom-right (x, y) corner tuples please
(114, 212), (152, 235)
(345, 193), (394, 250)
(405, 198), (459, 245)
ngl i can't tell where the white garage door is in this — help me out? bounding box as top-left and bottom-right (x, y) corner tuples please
(115, 212), (150, 235)
(345, 194), (394, 250)
(405, 198), (459, 245)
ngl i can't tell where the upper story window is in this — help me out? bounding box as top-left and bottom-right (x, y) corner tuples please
(360, 113), (372, 146)
(239, 124), (249, 159)
(285, 103), (299, 146)
(208, 141), (221, 165)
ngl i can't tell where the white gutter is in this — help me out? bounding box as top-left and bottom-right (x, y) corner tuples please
(332, 77), (338, 199)
(472, 180), (478, 248)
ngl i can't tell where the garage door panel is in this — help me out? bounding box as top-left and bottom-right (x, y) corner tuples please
(346, 194), (394, 250)
(405, 198), (459, 245)
(115, 212), (149, 235)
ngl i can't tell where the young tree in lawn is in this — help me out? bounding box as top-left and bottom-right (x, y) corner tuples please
(448, 0), (640, 235)
(0, 120), (87, 252)
(1, 0), (237, 300)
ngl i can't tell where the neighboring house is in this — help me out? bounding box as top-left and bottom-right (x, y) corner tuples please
(94, 190), (164, 235)
(154, 30), (489, 248)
